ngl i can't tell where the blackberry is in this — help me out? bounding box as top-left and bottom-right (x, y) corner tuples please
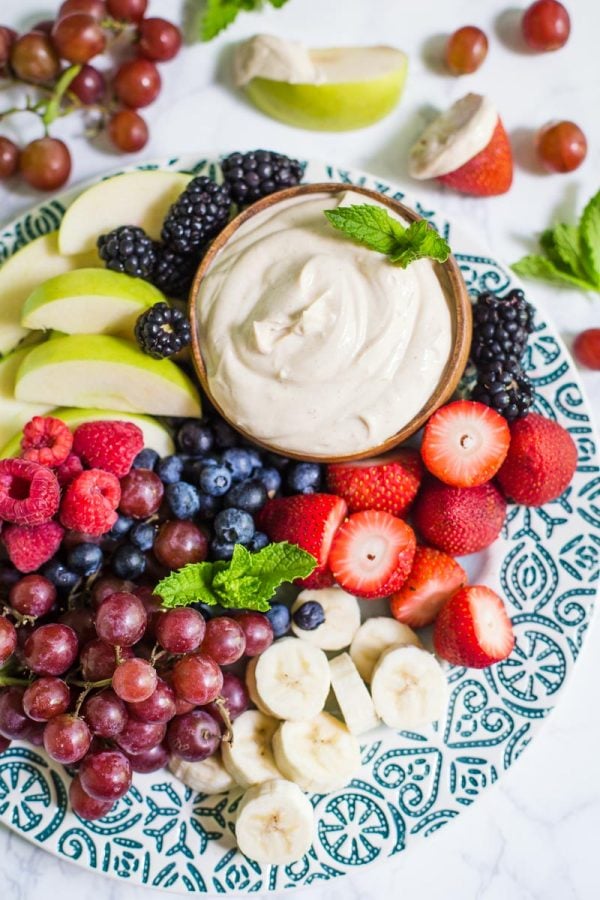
(472, 360), (535, 421)
(471, 289), (535, 368)
(161, 176), (231, 255)
(134, 301), (191, 359)
(221, 150), (303, 206)
(152, 243), (199, 299)
(97, 226), (156, 280)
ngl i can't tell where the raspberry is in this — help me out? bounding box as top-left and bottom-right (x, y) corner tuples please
(20, 416), (73, 468)
(0, 459), (61, 526)
(72, 421), (144, 478)
(55, 454), (84, 487)
(60, 469), (121, 536)
(2, 521), (64, 573)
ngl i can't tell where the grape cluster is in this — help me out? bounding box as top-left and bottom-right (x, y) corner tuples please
(0, 0), (182, 191)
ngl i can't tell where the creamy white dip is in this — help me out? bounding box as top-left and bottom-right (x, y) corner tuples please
(196, 190), (452, 457)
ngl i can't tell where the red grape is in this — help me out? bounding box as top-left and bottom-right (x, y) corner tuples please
(32, 20), (55, 36)
(95, 591), (147, 646)
(80, 638), (132, 680)
(445, 26), (488, 74)
(51, 14), (106, 64)
(112, 657), (157, 702)
(172, 653), (223, 706)
(59, 607), (96, 645)
(10, 32), (60, 83)
(59, 0), (107, 18)
(0, 616), (17, 666)
(19, 138), (72, 191)
(0, 687), (30, 740)
(522, 0), (570, 51)
(573, 328), (600, 370)
(173, 694), (195, 716)
(116, 717), (165, 753)
(536, 120), (587, 172)
(139, 18), (182, 62)
(70, 63), (106, 104)
(69, 773), (114, 820)
(153, 520), (208, 569)
(236, 612), (273, 656)
(43, 713), (91, 763)
(119, 469), (164, 518)
(23, 623), (78, 676)
(0, 736), (10, 753)
(23, 677), (70, 721)
(0, 137), (19, 179)
(79, 749), (132, 801)
(9, 574), (56, 618)
(127, 677), (176, 723)
(114, 58), (161, 109)
(126, 741), (169, 773)
(0, 26), (17, 68)
(91, 576), (134, 610)
(166, 709), (221, 761)
(155, 607), (205, 655)
(107, 0), (147, 22)
(82, 688), (127, 737)
(201, 617), (245, 666)
(107, 109), (148, 153)
(208, 671), (248, 722)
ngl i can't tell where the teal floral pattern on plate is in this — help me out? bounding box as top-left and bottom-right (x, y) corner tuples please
(0, 156), (597, 894)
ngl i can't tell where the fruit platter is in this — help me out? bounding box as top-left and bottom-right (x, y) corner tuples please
(0, 151), (597, 896)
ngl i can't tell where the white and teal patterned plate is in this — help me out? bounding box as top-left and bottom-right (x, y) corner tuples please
(0, 157), (598, 894)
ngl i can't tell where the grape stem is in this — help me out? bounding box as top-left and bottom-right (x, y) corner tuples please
(1, 604), (36, 628)
(213, 697), (233, 744)
(0, 674), (30, 688)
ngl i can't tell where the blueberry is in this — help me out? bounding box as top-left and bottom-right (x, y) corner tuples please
(40, 559), (79, 594)
(165, 481), (201, 519)
(266, 602), (291, 638)
(108, 514), (134, 539)
(286, 462), (322, 494)
(221, 447), (254, 482)
(255, 466), (281, 498)
(211, 537), (236, 560)
(177, 420), (214, 456)
(184, 457), (218, 486)
(214, 507), (255, 544)
(292, 600), (325, 631)
(248, 531), (270, 552)
(213, 418), (238, 448)
(112, 543), (146, 580)
(244, 447), (264, 471)
(132, 448), (159, 470)
(199, 464), (232, 497)
(264, 451), (290, 471)
(129, 521), (158, 552)
(223, 479), (267, 514)
(196, 492), (219, 520)
(157, 454), (184, 485)
(66, 543), (103, 576)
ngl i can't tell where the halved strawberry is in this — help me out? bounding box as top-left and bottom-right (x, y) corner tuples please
(256, 493), (347, 589)
(421, 400), (510, 488)
(327, 510), (416, 600)
(326, 449), (423, 517)
(433, 585), (515, 668)
(438, 119), (513, 196)
(390, 546), (467, 628)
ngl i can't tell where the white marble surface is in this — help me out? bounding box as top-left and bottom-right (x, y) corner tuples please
(0, 0), (599, 897)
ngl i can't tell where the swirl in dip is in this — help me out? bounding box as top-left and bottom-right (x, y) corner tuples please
(196, 189), (452, 457)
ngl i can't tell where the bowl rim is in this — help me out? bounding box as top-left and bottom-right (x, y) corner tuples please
(188, 181), (473, 463)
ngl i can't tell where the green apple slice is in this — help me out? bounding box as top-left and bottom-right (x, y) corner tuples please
(15, 334), (201, 417)
(59, 170), (192, 256)
(237, 38), (408, 131)
(0, 348), (54, 449)
(21, 268), (166, 337)
(0, 231), (100, 356)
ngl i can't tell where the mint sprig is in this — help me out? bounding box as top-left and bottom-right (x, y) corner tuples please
(199, 0), (290, 41)
(512, 188), (600, 294)
(324, 204), (451, 269)
(154, 541), (316, 612)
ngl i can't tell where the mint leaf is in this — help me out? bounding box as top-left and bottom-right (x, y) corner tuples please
(543, 224), (588, 280)
(199, 0), (257, 41)
(511, 255), (596, 291)
(324, 205), (451, 268)
(579, 189), (600, 286)
(155, 561), (227, 608)
(267, 0), (289, 6)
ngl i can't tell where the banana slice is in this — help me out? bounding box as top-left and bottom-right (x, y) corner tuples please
(350, 616), (422, 682)
(245, 656), (277, 716)
(235, 778), (314, 865)
(329, 653), (380, 735)
(273, 711), (361, 793)
(370, 644), (447, 729)
(169, 752), (237, 794)
(251, 637), (330, 721)
(291, 586), (361, 651)
(221, 710), (281, 788)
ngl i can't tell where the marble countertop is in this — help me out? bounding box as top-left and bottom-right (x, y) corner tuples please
(0, 0), (598, 897)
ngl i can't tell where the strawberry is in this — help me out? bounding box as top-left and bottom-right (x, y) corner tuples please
(326, 449), (423, 517)
(496, 413), (577, 506)
(433, 585), (515, 668)
(412, 478), (506, 555)
(256, 493), (347, 589)
(438, 119), (513, 197)
(390, 546), (467, 628)
(421, 400), (510, 488)
(327, 510), (416, 599)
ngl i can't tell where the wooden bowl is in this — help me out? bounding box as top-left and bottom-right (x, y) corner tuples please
(189, 182), (472, 463)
